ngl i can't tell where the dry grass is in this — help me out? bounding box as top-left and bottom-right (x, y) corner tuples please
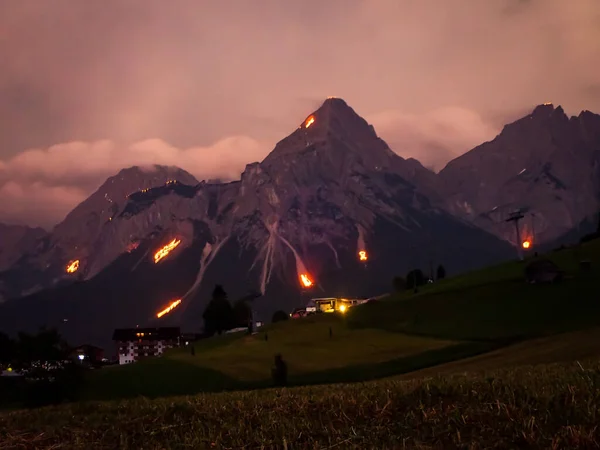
(178, 315), (457, 380)
(1, 359), (599, 449)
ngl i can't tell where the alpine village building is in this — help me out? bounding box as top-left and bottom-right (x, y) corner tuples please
(113, 327), (181, 365)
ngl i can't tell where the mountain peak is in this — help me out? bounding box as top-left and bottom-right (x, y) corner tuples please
(295, 97), (362, 132)
(116, 164), (192, 178)
(530, 103), (566, 120)
(263, 97), (390, 168)
(318, 96), (351, 112)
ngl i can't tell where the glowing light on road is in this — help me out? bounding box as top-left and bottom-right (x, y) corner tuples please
(522, 240), (531, 249)
(300, 273), (313, 288)
(304, 116), (315, 128)
(339, 304), (347, 313)
(154, 238), (181, 263)
(358, 250), (368, 262)
(156, 299), (182, 318)
(66, 260), (80, 273)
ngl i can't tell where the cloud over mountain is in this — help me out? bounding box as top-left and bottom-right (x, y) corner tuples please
(0, 137), (268, 227)
(1, 0), (599, 226)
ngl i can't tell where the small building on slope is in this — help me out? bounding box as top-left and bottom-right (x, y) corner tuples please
(112, 327), (180, 365)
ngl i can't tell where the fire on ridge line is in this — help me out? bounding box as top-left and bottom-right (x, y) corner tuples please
(154, 238), (181, 263)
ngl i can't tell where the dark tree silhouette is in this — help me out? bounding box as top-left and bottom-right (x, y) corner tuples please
(3, 329), (83, 408)
(392, 276), (406, 293)
(202, 285), (235, 335)
(14, 328), (67, 369)
(406, 269), (425, 290)
(0, 332), (15, 366)
(271, 310), (289, 323)
(436, 264), (447, 280)
(233, 299), (251, 328)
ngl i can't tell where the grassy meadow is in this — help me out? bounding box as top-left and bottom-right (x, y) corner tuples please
(81, 314), (478, 401)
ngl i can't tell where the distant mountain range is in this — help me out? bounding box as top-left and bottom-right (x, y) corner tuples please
(1, 98), (599, 347)
(439, 103), (600, 245)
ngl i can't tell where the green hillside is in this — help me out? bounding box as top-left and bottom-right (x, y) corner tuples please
(80, 239), (600, 401)
(348, 238), (600, 340)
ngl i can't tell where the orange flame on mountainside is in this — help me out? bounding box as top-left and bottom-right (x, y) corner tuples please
(66, 260), (80, 273)
(522, 240), (531, 249)
(304, 116), (315, 128)
(154, 238), (181, 263)
(358, 250), (368, 261)
(157, 299), (182, 318)
(300, 273), (313, 288)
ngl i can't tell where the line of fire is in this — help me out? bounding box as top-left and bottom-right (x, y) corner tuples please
(156, 299), (182, 318)
(60, 227), (373, 319)
(154, 238), (181, 263)
(153, 238), (183, 318)
(304, 115), (315, 128)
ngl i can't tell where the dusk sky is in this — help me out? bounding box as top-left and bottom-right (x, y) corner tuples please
(1, 0), (599, 228)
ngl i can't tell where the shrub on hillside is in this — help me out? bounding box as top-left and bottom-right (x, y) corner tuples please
(392, 276), (406, 292)
(203, 285), (236, 335)
(406, 269), (425, 289)
(272, 310), (289, 323)
(436, 264), (446, 280)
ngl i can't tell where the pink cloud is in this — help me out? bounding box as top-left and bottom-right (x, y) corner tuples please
(0, 136), (269, 228)
(368, 107), (500, 171)
(0, 181), (87, 227)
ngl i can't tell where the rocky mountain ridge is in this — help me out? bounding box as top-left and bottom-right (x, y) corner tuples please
(0, 98), (515, 345)
(439, 103), (600, 245)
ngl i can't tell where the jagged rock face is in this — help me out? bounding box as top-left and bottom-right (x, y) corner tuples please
(0, 165), (200, 293)
(0, 98), (516, 346)
(439, 104), (600, 244)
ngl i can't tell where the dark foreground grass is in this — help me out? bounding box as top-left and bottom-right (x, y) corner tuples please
(2, 359), (600, 449)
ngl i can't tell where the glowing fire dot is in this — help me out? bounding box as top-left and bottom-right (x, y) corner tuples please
(157, 299), (182, 318)
(358, 250), (368, 262)
(300, 273), (313, 288)
(522, 240), (531, 249)
(66, 260), (80, 273)
(154, 238), (181, 263)
(127, 241), (140, 253)
(304, 116), (315, 128)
